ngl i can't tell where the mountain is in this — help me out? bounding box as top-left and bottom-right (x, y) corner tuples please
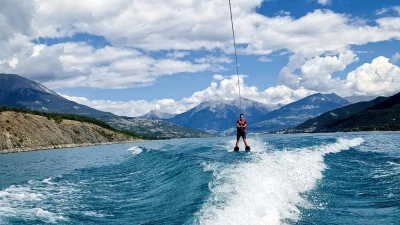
(292, 92), (400, 132)
(0, 73), (114, 117)
(0, 74), (212, 139)
(166, 98), (273, 135)
(253, 93), (350, 132)
(293, 96), (388, 132)
(140, 110), (176, 119)
(344, 95), (377, 104)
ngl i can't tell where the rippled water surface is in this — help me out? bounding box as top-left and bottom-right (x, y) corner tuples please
(0, 132), (399, 224)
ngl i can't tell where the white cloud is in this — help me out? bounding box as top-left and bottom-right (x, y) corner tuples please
(31, 44), (46, 57)
(61, 94), (182, 117)
(30, 0), (261, 51)
(60, 54), (400, 117)
(0, 41), (213, 89)
(316, 0), (331, 6)
(377, 6), (400, 16)
(7, 56), (19, 68)
(1, 1), (400, 97)
(0, 0), (34, 41)
(345, 56), (400, 96)
(377, 17), (400, 30)
(376, 8), (390, 16)
(12, 1), (398, 56)
(61, 75), (314, 116)
(390, 52), (400, 63)
(395, 6), (400, 15)
(299, 51), (358, 93)
(213, 74), (225, 80)
(279, 52), (400, 97)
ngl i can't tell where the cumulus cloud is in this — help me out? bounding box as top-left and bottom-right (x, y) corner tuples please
(0, 0), (34, 41)
(299, 51), (358, 93)
(14, 1), (400, 56)
(0, 41), (212, 89)
(390, 52), (400, 63)
(60, 55), (400, 117)
(345, 56), (400, 96)
(275, 10), (400, 90)
(1, 0), (400, 100)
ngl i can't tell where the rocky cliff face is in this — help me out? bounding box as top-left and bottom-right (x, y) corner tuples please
(0, 111), (140, 153)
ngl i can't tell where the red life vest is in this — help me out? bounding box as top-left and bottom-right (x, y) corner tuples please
(237, 120), (246, 132)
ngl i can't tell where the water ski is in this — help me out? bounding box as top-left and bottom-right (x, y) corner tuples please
(233, 146), (250, 151)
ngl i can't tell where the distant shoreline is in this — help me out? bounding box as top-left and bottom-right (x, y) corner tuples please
(0, 140), (145, 154)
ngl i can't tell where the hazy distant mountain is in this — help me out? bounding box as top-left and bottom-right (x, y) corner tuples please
(253, 93), (350, 132)
(292, 92), (400, 132)
(167, 97), (273, 135)
(344, 95), (378, 104)
(140, 110), (176, 119)
(0, 73), (114, 118)
(0, 73), (212, 139)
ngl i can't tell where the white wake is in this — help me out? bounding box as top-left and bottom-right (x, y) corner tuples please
(196, 137), (364, 225)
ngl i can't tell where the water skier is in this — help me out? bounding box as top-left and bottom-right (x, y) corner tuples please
(235, 113), (250, 151)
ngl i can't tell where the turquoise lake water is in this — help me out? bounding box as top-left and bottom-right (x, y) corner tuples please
(0, 132), (399, 224)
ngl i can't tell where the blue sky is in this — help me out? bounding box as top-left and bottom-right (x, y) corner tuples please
(1, 0), (400, 116)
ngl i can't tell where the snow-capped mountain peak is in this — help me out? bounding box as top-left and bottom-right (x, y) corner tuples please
(140, 110), (176, 119)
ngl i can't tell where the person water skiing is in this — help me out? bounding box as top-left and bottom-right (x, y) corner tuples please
(235, 113), (250, 151)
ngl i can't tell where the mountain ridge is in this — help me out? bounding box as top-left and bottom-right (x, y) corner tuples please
(291, 92), (400, 132)
(140, 110), (176, 119)
(252, 93), (350, 132)
(0, 110), (140, 154)
(0, 73), (212, 139)
(166, 97), (273, 135)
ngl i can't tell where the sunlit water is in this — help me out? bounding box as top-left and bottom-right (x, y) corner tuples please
(0, 132), (399, 224)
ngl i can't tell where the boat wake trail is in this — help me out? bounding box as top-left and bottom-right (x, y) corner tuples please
(195, 138), (364, 225)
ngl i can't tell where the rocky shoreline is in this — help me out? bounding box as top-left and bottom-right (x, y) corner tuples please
(0, 111), (142, 154)
(0, 140), (143, 154)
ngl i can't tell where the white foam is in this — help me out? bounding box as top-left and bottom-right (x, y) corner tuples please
(224, 137), (269, 153)
(127, 146), (143, 155)
(318, 137), (364, 154)
(388, 161), (400, 167)
(0, 186), (45, 201)
(201, 162), (218, 172)
(43, 178), (53, 184)
(0, 179), (76, 223)
(35, 208), (66, 223)
(83, 211), (105, 217)
(195, 138), (364, 225)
